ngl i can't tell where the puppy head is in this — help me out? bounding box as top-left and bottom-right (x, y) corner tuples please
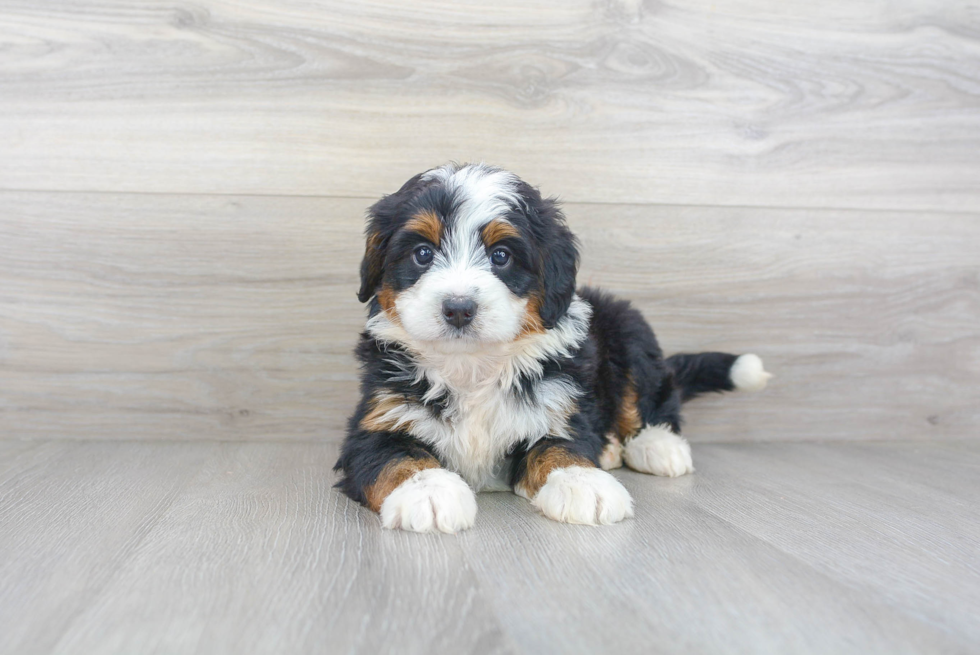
(358, 163), (578, 350)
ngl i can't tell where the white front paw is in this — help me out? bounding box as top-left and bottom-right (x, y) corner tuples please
(531, 466), (634, 525)
(379, 468), (477, 533)
(623, 425), (694, 477)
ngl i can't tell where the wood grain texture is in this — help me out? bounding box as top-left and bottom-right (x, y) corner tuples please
(0, 191), (365, 441)
(688, 442), (980, 647)
(0, 441), (510, 655)
(2, 190), (977, 442)
(0, 441), (222, 654)
(0, 0), (979, 210)
(466, 473), (969, 654)
(573, 204), (980, 442)
(1, 440), (978, 654)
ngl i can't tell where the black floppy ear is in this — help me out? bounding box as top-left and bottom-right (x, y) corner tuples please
(357, 230), (386, 303)
(535, 198), (580, 329)
(356, 173), (426, 303)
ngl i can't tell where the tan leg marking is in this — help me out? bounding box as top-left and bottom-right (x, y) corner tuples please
(515, 447), (594, 499)
(365, 456), (441, 513)
(614, 378), (643, 440)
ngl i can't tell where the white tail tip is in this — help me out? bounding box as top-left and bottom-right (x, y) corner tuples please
(730, 354), (772, 392)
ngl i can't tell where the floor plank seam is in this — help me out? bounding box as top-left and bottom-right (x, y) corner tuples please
(2, 186), (979, 217)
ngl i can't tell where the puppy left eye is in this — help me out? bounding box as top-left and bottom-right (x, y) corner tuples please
(414, 245), (434, 266)
(490, 248), (511, 267)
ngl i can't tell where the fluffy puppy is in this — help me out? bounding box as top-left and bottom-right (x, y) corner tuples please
(335, 163), (770, 533)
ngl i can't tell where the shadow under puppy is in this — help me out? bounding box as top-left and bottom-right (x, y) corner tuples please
(335, 163), (770, 533)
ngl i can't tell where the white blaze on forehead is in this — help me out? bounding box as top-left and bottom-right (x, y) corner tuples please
(422, 163), (523, 273)
(423, 163), (522, 235)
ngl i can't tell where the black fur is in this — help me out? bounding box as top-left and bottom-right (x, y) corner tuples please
(509, 181), (580, 328)
(666, 352), (739, 402)
(334, 336), (444, 506)
(357, 172), (435, 302)
(578, 287), (684, 435)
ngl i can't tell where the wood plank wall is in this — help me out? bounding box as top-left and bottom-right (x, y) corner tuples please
(1, 0), (978, 442)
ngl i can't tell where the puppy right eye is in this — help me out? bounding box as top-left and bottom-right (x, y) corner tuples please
(413, 245), (434, 266)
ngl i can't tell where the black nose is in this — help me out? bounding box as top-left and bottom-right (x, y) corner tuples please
(442, 297), (477, 328)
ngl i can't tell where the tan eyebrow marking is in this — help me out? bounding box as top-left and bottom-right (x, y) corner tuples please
(481, 219), (520, 246)
(404, 210), (442, 247)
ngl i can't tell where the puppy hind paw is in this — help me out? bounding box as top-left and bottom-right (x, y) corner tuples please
(531, 466), (634, 525)
(623, 425), (694, 477)
(379, 468), (478, 533)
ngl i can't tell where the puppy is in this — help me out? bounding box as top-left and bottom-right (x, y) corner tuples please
(334, 163), (770, 533)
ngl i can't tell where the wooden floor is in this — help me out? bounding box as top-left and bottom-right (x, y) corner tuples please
(1, 439), (978, 655)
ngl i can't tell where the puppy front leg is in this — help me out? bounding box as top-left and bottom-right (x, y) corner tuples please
(512, 439), (634, 525)
(334, 431), (477, 534)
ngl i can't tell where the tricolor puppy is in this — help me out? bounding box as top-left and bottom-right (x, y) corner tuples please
(335, 163), (770, 533)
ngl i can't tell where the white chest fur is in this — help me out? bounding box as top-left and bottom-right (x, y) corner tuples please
(421, 371), (578, 490)
(365, 296), (593, 491)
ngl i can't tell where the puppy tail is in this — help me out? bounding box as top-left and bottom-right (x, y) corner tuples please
(666, 352), (771, 403)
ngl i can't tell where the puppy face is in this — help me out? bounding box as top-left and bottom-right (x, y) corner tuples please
(358, 164), (579, 351)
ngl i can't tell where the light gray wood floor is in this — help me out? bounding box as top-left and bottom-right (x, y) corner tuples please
(1, 439), (978, 655)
